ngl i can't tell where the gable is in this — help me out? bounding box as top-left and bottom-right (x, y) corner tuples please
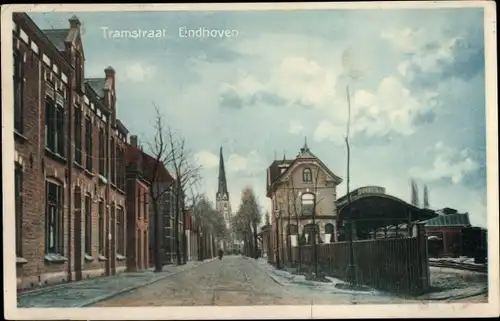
(279, 158), (342, 186)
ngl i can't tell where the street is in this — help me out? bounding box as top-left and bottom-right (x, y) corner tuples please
(92, 256), (434, 306)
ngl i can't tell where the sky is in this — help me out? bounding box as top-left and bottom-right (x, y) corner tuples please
(30, 7), (487, 228)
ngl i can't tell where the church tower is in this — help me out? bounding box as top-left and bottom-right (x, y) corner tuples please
(216, 147), (232, 250)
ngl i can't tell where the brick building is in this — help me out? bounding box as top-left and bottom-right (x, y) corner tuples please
(125, 136), (150, 271)
(184, 210), (200, 261)
(13, 13), (128, 291)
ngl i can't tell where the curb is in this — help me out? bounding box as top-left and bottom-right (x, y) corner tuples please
(81, 258), (217, 307)
(246, 257), (285, 287)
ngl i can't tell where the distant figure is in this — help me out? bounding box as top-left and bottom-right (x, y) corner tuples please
(218, 248), (224, 260)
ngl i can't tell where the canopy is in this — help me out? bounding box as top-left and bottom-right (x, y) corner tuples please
(337, 193), (438, 231)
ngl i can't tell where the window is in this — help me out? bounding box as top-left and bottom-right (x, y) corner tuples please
(117, 207), (125, 255)
(15, 164), (23, 257)
(98, 128), (105, 176)
(14, 50), (23, 133)
(74, 107), (82, 165)
(110, 138), (116, 184)
(301, 193), (314, 216)
(75, 54), (82, 91)
(98, 200), (105, 254)
(85, 116), (92, 171)
(143, 190), (148, 222)
(45, 96), (65, 157)
(45, 180), (64, 254)
(85, 194), (92, 255)
(302, 168), (312, 183)
(117, 148), (125, 190)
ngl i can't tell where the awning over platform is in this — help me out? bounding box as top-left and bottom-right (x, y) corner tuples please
(336, 187), (438, 231)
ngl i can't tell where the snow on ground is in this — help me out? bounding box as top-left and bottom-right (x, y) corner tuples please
(429, 266), (488, 290)
(429, 256), (486, 267)
(253, 258), (489, 302)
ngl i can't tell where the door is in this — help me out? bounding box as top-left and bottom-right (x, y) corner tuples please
(74, 188), (83, 280)
(110, 205), (116, 275)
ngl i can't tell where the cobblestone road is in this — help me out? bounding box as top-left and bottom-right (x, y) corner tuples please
(92, 256), (423, 306)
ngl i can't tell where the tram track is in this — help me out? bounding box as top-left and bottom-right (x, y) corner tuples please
(429, 260), (487, 273)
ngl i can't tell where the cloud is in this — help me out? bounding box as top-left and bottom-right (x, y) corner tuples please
(289, 120), (304, 135)
(381, 28), (426, 54)
(219, 56), (338, 109)
(384, 26), (484, 88)
(226, 150), (264, 175)
(314, 76), (441, 144)
(409, 141), (480, 184)
(120, 62), (156, 83)
(194, 150), (219, 170)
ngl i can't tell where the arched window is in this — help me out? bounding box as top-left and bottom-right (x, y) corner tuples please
(325, 223), (334, 234)
(301, 224), (323, 245)
(302, 168), (312, 183)
(286, 224), (298, 235)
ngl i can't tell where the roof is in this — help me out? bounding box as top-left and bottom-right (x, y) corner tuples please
(217, 147), (229, 198)
(266, 159), (294, 193)
(42, 29), (69, 51)
(125, 144), (174, 184)
(85, 78), (106, 98)
(336, 192), (438, 229)
(266, 140), (342, 197)
(115, 119), (129, 135)
(424, 213), (471, 228)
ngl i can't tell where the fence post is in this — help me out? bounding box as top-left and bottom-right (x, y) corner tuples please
(416, 222), (430, 292)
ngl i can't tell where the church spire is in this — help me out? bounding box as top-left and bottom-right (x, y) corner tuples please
(217, 146), (229, 199)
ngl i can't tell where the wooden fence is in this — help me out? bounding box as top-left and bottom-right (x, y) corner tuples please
(288, 223), (431, 295)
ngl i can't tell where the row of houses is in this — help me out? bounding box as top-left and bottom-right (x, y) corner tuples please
(12, 13), (217, 291)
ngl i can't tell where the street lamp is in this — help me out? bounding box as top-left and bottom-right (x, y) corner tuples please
(274, 208), (281, 269)
(301, 190), (318, 278)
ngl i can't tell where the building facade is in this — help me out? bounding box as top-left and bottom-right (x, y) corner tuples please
(13, 13), (128, 291)
(125, 137), (150, 271)
(184, 210), (200, 261)
(266, 141), (343, 264)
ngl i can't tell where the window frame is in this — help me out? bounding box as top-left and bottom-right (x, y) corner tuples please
(45, 180), (64, 254)
(98, 127), (105, 176)
(13, 50), (24, 134)
(84, 194), (92, 255)
(74, 107), (83, 165)
(45, 95), (66, 157)
(116, 206), (125, 255)
(15, 164), (23, 257)
(302, 168), (313, 183)
(98, 199), (105, 255)
(85, 116), (93, 171)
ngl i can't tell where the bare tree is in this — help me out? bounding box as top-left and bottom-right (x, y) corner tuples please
(190, 191), (227, 260)
(423, 184), (429, 208)
(232, 186), (262, 258)
(284, 165), (325, 270)
(410, 178), (420, 207)
(264, 211), (270, 226)
(165, 127), (202, 265)
(144, 104), (176, 272)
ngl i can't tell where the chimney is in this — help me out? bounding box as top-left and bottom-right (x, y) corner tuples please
(130, 135), (138, 147)
(69, 15), (81, 29)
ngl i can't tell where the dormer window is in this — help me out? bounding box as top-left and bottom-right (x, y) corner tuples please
(302, 168), (312, 183)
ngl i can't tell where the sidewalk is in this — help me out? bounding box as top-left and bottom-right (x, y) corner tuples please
(250, 258), (488, 302)
(18, 259), (215, 308)
(250, 258), (380, 295)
